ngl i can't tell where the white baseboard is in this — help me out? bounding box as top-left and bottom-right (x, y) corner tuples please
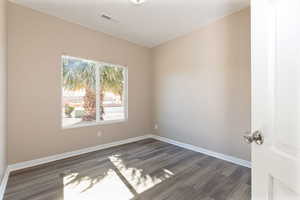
(0, 135), (150, 199)
(8, 134), (151, 172)
(0, 133), (250, 199)
(0, 168), (10, 200)
(7, 134), (251, 172)
(149, 135), (251, 168)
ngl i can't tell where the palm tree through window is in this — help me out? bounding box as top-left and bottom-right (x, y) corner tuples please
(62, 55), (127, 128)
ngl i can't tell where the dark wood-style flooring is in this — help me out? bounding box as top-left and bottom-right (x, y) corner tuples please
(4, 139), (251, 200)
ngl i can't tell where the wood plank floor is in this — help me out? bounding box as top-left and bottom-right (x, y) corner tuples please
(4, 139), (251, 200)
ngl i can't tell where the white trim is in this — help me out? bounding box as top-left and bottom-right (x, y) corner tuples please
(149, 135), (251, 168)
(61, 55), (129, 129)
(7, 134), (251, 172)
(0, 134), (251, 198)
(8, 135), (151, 172)
(0, 168), (10, 200)
(63, 119), (127, 130)
(62, 55), (126, 68)
(95, 63), (101, 122)
(123, 67), (129, 120)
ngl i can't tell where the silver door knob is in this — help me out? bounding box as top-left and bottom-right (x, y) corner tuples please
(244, 130), (264, 145)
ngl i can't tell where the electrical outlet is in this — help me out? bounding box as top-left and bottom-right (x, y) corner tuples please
(154, 124), (158, 130)
(97, 131), (103, 137)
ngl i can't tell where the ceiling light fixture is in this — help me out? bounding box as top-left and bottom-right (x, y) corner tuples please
(130, 0), (147, 5)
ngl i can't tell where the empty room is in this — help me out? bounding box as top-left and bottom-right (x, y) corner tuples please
(0, 0), (299, 200)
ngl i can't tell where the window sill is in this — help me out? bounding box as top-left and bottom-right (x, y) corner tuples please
(62, 119), (127, 130)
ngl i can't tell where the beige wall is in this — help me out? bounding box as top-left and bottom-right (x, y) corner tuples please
(0, 0), (7, 179)
(7, 3), (152, 164)
(7, 3), (251, 164)
(152, 8), (251, 161)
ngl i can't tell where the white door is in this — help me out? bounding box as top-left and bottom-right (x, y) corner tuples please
(250, 0), (300, 199)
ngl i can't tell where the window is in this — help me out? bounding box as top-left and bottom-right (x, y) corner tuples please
(62, 55), (127, 128)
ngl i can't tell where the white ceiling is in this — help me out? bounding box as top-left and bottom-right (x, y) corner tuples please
(10, 0), (250, 48)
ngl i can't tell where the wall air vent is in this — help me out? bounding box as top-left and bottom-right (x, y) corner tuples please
(101, 14), (112, 20)
(100, 14), (119, 23)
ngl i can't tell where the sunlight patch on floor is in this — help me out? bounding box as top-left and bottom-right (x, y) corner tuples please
(63, 170), (134, 200)
(109, 155), (174, 194)
(63, 155), (175, 199)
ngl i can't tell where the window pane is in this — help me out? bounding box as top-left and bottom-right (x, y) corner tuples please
(99, 66), (125, 121)
(62, 56), (96, 127)
(62, 56), (127, 128)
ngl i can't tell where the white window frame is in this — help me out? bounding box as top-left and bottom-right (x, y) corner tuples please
(61, 55), (128, 129)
